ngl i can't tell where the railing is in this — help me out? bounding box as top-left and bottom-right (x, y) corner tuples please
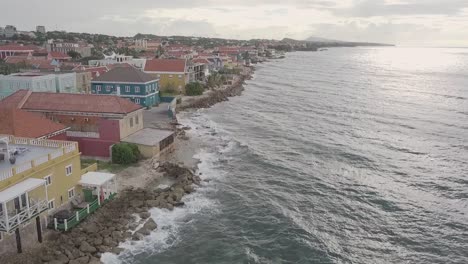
(66, 131), (100, 139)
(0, 200), (48, 232)
(15, 162), (32, 174)
(34, 155), (49, 166)
(0, 170), (13, 181)
(5, 135), (76, 148)
(54, 193), (117, 231)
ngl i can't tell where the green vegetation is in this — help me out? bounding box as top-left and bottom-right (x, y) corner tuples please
(218, 67), (242, 75)
(111, 143), (141, 164)
(67, 50), (81, 60)
(185, 82), (204, 96)
(0, 59), (24, 75)
(206, 72), (226, 89)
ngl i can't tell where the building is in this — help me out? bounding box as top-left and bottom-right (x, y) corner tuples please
(143, 59), (192, 94)
(4, 25), (17, 38)
(0, 44), (36, 59)
(46, 41), (92, 58)
(122, 128), (174, 158)
(0, 135), (117, 254)
(0, 27), (4, 37)
(88, 53), (146, 69)
(0, 72), (77, 98)
(91, 66), (160, 108)
(1, 90), (144, 158)
(36, 26), (46, 34)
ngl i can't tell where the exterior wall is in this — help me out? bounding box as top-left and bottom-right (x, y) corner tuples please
(91, 80), (159, 107)
(0, 75), (57, 98)
(146, 72), (187, 94)
(119, 110), (144, 139)
(55, 73), (77, 93)
(75, 71), (92, 94)
(67, 137), (115, 158)
(99, 119), (121, 141)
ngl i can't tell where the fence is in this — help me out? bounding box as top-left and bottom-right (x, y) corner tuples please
(54, 193), (117, 231)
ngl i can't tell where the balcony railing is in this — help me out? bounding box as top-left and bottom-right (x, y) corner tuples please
(66, 131), (100, 138)
(0, 200), (48, 233)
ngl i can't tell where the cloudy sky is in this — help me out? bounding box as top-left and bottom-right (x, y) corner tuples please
(2, 0), (468, 46)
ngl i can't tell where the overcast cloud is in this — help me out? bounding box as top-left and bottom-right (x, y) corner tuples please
(1, 0), (468, 46)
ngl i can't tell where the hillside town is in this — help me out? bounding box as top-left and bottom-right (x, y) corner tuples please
(0, 24), (279, 264)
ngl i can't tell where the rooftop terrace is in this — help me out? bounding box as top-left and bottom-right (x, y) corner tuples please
(0, 136), (78, 183)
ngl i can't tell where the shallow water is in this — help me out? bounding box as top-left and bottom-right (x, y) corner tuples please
(104, 47), (468, 264)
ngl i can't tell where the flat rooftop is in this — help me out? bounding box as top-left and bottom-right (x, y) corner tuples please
(122, 128), (174, 146)
(0, 144), (57, 173)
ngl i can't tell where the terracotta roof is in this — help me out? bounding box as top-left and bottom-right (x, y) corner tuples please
(0, 44), (36, 51)
(144, 59), (186, 73)
(193, 58), (210, 64)
(20, 92), (142, 114)
(92, 66), (156, 83)
(48, 51), (71, 59)
(0, 90), (30, 108)
(0, 107), (67, 138)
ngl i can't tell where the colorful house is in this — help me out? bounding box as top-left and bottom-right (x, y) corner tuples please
(91, 66), (160, 108)
(0, 135), (117, 254)
(143, 59), (192, 94)
(0, 90), (144, 158)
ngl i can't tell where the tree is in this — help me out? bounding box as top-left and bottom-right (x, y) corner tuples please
(67, 50), (81, 60)
(185, 82), (204, 96)
(111, 143), (140, 164)
(206, 72), (225, 89)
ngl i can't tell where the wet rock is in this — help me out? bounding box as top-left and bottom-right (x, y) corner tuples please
(174, 202), (185, 207)
(146, 199), (160, 208)
(143, 218), (157, 231)
(112, 247), (125, 255)
(139, 212), (151, 219)
(69, 255), (89, 264)
(80, 241), (97, 253)
(183, 185), (194, 193)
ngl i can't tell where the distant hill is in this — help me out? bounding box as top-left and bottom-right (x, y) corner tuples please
(304, 36), (344, 43)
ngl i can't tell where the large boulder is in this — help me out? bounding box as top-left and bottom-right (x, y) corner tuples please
(69, 255), (89, 264)
(130, 200), (144, 208)
(80, 241), (97, 253)
(83, 224), (100, 234)
(183, 185), (194, 194)
(139, 212), (151, 219)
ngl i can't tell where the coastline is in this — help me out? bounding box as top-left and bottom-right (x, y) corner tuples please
(4, 65), (255, 264)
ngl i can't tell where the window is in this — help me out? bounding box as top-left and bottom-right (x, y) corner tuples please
(130, 117), (134, 127)
(106, 85), (111, 92)
(96, 85), (101, 92)
(44, 175), (52, 186)
(135, 98), (140, 104)
(178, 74), (182, 79)
(136, 115), (139, 125)
(135, 86), (140, 92)
(65, 165), (72, 176)
(157, 74), (161, 78)
(48, 199), (55, 210)
(68, 188), (75, 199)
(169, 75), (173, 78)
(145, 86), (149, 93)
(125, 86), (130, 92)
(0, 231), (3, 241)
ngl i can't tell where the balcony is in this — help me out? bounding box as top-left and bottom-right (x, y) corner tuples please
(0, 178), (49, 233)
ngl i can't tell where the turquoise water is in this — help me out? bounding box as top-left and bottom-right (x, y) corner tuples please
(107, 47), (468, 264)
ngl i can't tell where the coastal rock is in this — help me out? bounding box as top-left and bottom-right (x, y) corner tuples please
(130, 200), (144, 208)
(79, 241), (97, 253)
(146, 199), (160, 208)
(69, 255), (89, 264)
(103, 237), (118, 247)
(142, 218), (158, 231)
(174, 202), (185, 207)
(183, 185), (194, 193)
(140, 212), (151, 219)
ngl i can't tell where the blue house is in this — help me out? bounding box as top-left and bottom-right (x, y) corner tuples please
(91, 66), (160, 107)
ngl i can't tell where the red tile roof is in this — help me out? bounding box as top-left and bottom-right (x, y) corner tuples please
(0, 44), (37, 51)
(0, 107), (67, 138)
(48, 51), (71, 59)
(193, 58), (210, 64)
(144, 59), (186, 73)
(0, 90), (30, 108)
(21, 92), (142, 114)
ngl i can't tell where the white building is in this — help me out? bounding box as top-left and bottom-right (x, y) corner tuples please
(88, 53), (146, 69)
(0, 72), (77, 98)
(46, 40), (92, 57)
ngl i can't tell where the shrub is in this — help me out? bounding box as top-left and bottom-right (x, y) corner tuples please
(185, 82), (204, 96)
(112, 143), (140, 164)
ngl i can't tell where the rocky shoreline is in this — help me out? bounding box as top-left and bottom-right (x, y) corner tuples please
(5, 66), (254, 264)
(5, 162), (201, 264)
(178, 66), (254, 111)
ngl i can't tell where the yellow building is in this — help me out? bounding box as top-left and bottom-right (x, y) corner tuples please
(0, 135), (117, 254)
(144, 59), (193, 94)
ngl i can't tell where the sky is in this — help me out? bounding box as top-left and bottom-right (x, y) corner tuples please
(1, 0), (468, 46)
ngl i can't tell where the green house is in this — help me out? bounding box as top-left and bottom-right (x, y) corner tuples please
(91, 66), (160, 107)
